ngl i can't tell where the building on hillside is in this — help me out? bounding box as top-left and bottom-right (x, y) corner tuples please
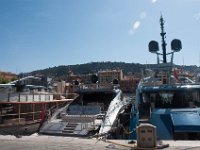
(98, 70), (123, 85)
(66, 74), (93, 85)
(64, 69), (140, 93)
(120, 75), (140, 93)
(0, 71), (17, 82)
(55, 80), (66, 93)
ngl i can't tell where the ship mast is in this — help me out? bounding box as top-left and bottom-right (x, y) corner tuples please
(160, 16), (167, 63)
(148, 16), (182, 65)
(148, 15), (182, 84)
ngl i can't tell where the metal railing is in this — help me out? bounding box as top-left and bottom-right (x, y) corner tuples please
(0, 92), (78, 103)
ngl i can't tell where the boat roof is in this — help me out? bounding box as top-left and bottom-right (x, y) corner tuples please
(139, 83), (200, 92)
(75, 84), (120, 93)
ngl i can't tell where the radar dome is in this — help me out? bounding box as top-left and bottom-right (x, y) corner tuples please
(91, 74), (98, 84)
(148, 41), (159, 53)
(113, 79), (119, 85)
(171, 39), (182, 52)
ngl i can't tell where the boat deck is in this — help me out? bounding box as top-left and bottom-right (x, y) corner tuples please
(39, 117), (102, 137)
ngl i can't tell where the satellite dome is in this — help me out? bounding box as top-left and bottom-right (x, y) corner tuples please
(148, 41), (159, 53)
(113, 79), (119, 85)
(171, 39), (182, 52)
(91, 74), (98, 84)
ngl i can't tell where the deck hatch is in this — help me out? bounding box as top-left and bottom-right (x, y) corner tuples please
(171, 112), (200, 132)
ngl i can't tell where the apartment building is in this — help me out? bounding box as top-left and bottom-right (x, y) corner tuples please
(0, 71), (17, 82)
(120, 75), (140, 93)
(98, 70), (123, 84)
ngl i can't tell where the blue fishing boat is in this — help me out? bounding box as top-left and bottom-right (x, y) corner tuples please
(130, 16), (200, 140)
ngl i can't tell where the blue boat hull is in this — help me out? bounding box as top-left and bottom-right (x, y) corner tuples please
(151, 108), (200, 140)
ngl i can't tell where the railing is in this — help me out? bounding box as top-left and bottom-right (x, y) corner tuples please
(0, 92), (78, 128)
(0, 93), (52, 103)
(78, 83), (117, 90)
(62, 113), (105, 131)
(0, 92), (78, 103)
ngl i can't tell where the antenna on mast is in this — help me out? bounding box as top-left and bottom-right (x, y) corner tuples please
(148, 15), (182, 84)
(148, 15), (182, 64)
(160, 15), (167, 63)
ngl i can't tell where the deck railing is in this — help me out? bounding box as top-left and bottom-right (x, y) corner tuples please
(0, 92), (78, 103)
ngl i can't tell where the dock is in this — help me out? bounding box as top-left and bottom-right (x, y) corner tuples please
(0, 134), (200, 150)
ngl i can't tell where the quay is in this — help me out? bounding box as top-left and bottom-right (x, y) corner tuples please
(0, 134), (200, 150)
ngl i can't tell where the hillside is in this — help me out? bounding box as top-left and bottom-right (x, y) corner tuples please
(30, 62), (200, 78)
(30, 62), (144, 77)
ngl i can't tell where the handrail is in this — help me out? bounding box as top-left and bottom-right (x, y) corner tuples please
(0, 92), (78, 103)
(0, 110), (42, 117)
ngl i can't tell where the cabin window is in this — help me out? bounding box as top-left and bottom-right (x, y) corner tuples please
(159, 93), (173, 104)
(150, 94), (156, 102)
(142, 93), (149, 104)
(147, 90), (200, 108)
(140, 93), (151, 118)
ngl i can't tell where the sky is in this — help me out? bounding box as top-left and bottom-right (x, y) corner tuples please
(0, 0), (200, 73)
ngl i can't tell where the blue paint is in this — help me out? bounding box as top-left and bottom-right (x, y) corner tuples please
(150, 109), (173, 139)
(129, 112), (139, 140)
(171, 112), (200, 132)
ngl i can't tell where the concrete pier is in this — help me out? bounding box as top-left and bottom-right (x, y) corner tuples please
(0, 134), (200, 150)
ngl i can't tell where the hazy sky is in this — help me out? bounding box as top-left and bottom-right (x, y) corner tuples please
(0, 0), (200, 73)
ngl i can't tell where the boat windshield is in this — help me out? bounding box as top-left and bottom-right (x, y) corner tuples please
(67, 91), (115, 115)
(142, 90), (200, 108)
